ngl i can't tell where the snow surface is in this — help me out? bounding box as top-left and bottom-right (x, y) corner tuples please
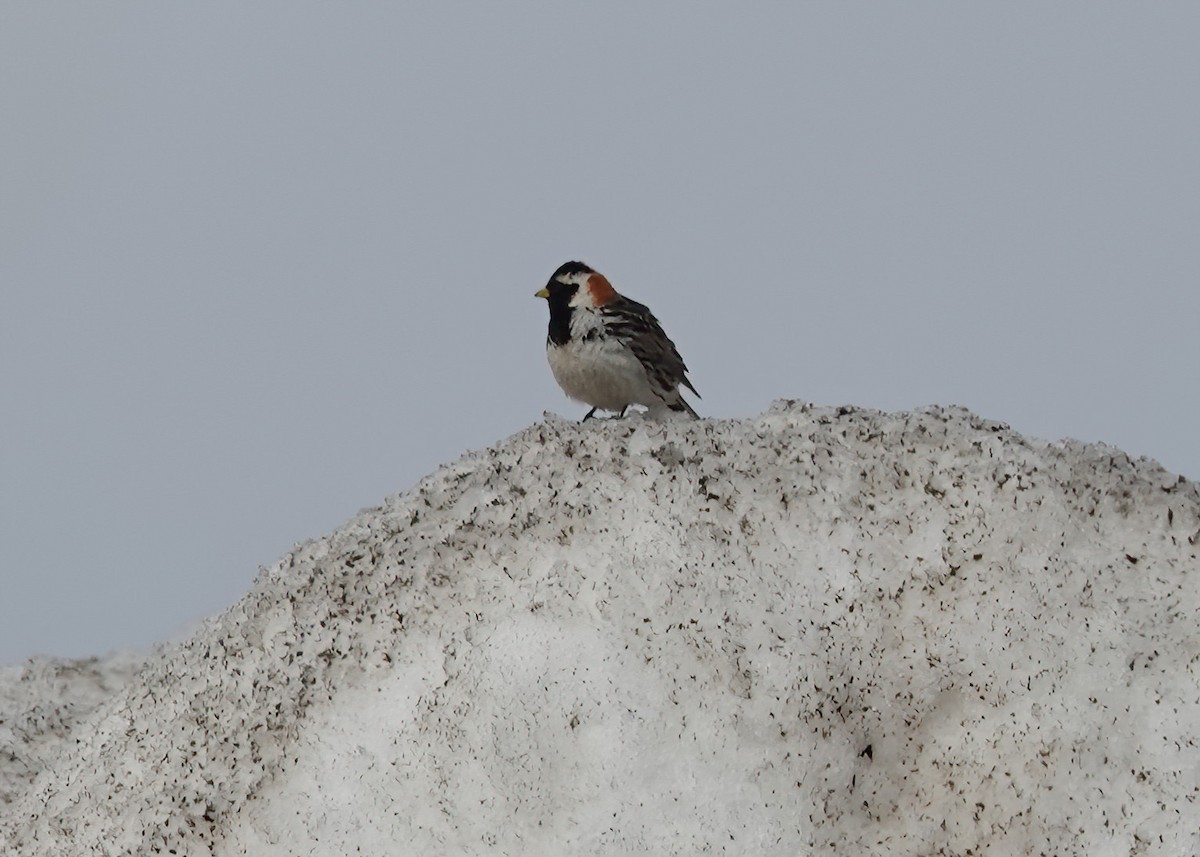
(2, 402), (1198, 856)
(0, 653), (145, 808)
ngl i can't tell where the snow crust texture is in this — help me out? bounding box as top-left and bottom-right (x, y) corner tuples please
(0, 654), (144, 808)
(2, 403), (1198, 856)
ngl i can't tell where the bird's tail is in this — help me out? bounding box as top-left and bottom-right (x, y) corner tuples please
(669, 396), (700, 419)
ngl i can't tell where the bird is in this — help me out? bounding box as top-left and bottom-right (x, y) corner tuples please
(534, 261), (700, 420)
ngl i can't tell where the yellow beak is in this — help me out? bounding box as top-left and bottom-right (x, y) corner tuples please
(534, 288), (550, 299)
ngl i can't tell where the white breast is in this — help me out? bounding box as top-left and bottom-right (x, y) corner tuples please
(546, 336), (657, 411)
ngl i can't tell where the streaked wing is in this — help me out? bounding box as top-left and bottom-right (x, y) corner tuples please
(602, 297), (700, 398)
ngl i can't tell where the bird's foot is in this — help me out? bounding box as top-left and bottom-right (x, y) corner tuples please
(580, 406), (629, 423)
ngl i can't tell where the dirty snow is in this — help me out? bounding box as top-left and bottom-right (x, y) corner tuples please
(0, 653), (145, 808)
(2, 403), (1197, 855)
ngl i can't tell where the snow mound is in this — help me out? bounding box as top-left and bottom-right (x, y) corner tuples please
(2, 403), (1198, 856)
(0, 653), (144, 807)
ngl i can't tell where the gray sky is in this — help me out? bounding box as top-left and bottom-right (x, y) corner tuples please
(3, 4), (1197, 664)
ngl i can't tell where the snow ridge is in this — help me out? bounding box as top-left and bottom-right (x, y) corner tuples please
(2, 403), (1198, 856)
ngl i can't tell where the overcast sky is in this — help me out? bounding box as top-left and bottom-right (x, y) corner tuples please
(3, 4), (1197, 664)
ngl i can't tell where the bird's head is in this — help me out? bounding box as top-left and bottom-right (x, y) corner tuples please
(535, 261), (617, 310)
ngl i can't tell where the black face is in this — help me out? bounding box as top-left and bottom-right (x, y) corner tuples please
(542, 278), (579, 347)
(542, 261), (593, 346)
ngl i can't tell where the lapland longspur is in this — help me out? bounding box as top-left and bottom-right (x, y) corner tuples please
(535, 261), (700, 420)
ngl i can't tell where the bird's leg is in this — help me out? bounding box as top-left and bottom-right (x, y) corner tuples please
(616, 406), (628, 419)
(582, 407), (598, 422)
